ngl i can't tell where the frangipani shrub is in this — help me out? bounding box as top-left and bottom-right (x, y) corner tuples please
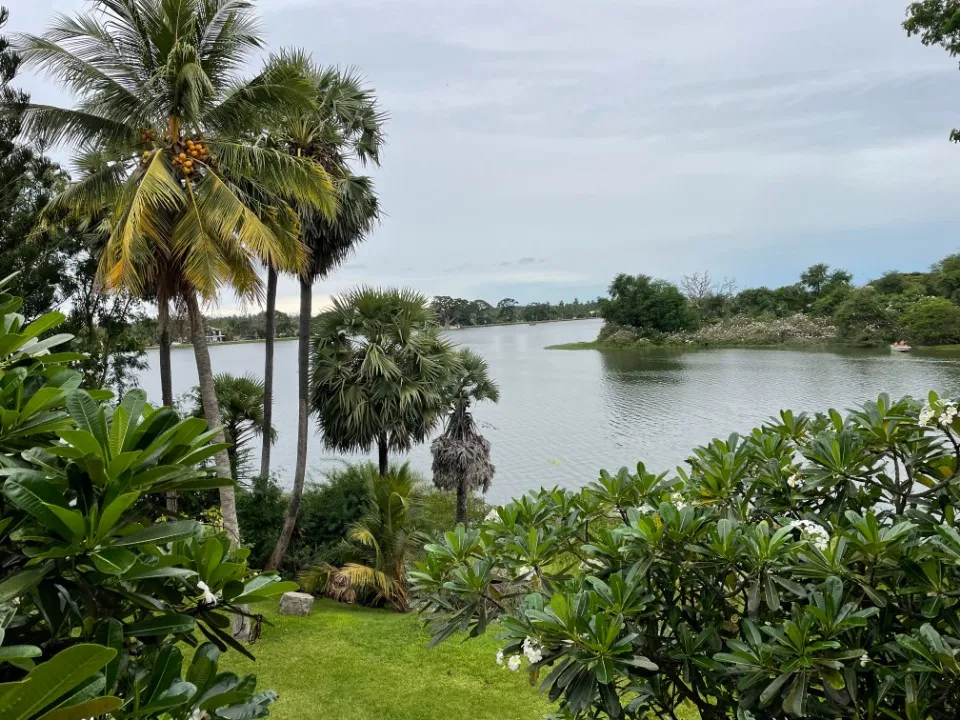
(0, 275), (295, 718)
(415, 393), (960, 719)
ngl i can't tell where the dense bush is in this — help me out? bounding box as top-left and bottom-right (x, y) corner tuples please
(0, 279), (294, 717)
(416, 392), (960, 719)
(238, 463), (480, 578)
(902, 297), (960, 345)
(831, 287), (898, 346)
(599, 274), (695, 336)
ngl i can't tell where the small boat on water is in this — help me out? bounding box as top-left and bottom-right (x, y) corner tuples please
(891, 341), (912, 353)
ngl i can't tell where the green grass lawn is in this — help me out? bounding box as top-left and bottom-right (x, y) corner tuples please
(222, 599), (554, 720)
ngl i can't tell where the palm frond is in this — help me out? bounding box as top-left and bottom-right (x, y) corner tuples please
(207, 140), (337, 221)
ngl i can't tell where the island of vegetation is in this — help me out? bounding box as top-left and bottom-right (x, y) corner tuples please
(549, 258), (960, 351)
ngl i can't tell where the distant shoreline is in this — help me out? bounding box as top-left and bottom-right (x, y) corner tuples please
(147, 317), (599, 350)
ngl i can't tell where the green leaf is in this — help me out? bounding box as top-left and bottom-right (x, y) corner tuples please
(65, 391), (108, 448)
(111, 519), (201, 547)
(91, 548), (138, 575)
(0, 567), (47, 603)
(57, 430), (103, 459)
(0, 644), (116, 720)
(124, 613), (195, 637)
(3, 475), (74, 540)
(37, 696), (123, 720)
(96, 492), (140, 541)
(760, 673), (792, 705)
(783, 673), (807, 716)
(186, 642), (221, 695)
(42, 504), (86, 544)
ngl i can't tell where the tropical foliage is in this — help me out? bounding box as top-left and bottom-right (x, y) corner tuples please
(301, 463), (426, 611)
(262, 63), (384, 570)
(17, 0), (340, 541)
(310, 287), (459, 475)
(431, 348), (500, 524)
(415, 392), (960, 719)
(587, 256), (960, 349)
(192, 372), (274, 480)
(0, 279), (295, 717)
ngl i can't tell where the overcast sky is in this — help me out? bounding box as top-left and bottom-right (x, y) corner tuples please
(9, 0), (960, 313)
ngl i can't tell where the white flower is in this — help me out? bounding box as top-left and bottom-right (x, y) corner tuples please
(190, 711), (207, 720)
(787, 474), (803, 489)
(197, 580), (217, 606)
(668, 492), (687, 510)
(792, 520), (830, 552)
(522, 637), (543, 664)
(940, 413), (953, 427)
(496, 649), (505, 666)
(484, 509), (500, 522)
(859, 652), (869, 668)
(507, 654), (523, 671)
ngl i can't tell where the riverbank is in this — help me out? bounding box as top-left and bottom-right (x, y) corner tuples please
(549, 315), (840, 351)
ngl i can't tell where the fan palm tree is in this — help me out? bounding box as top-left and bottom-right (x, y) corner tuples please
(310, 287), (459, 474)
(259, 65), (384, 480)
(431, 349), (500, 524)
(193, 373), (275, 480)
(16, 0), (338, 543)
(301, 462), (426, 611)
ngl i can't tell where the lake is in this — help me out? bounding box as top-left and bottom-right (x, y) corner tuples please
(139, 319), (960, 503)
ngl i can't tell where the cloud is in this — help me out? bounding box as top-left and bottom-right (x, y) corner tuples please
(11, 0), (960, 309)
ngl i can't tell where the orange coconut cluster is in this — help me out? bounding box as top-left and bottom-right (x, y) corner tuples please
(171, 137), (210, 176)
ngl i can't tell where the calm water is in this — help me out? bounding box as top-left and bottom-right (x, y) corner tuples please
(139, 319), (960, 503)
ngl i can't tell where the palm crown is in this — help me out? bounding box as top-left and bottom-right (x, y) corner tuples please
(17, 0), (338, 301)
(310, 287), (459, 455)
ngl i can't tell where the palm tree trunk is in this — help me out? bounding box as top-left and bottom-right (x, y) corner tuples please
(158, 296), (174, 407)
(185, 292), (240, 545)
(158, 296), (178, 513)
(265, 276), (311, 570)
(259, 266), (277, 480)
(378, 433), (388, 477)
(456, 483), (468, 526)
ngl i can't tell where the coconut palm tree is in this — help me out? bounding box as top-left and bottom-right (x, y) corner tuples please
(17, 0), (338, 543)
(192, 373), (275, 480)
(431, 348), (500, 524)
(259, 65), (384, 481)
(310, 287), (459, 475)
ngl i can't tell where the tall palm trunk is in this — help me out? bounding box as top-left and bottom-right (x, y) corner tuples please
(265, 276), (311, 570)
(186, 292), (241, 545)
(158, 296), (178, 513)
(378, 433), (389, 477)
(456, 484), (468, 526)
(259, 266), (277, 480)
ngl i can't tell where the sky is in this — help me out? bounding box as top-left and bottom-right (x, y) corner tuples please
(8, 0), (960, 313)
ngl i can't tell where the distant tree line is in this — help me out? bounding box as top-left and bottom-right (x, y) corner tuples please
(599, 253), (960, 346)
(134, 295), (602, 345)
(430, 295), (600, 326)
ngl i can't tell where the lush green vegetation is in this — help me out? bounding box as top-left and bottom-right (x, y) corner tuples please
(559, 256), (960, 351)
(0, 281), (294, 717)
(417, 392), (960, 719)
(222, 601), (554, 720)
